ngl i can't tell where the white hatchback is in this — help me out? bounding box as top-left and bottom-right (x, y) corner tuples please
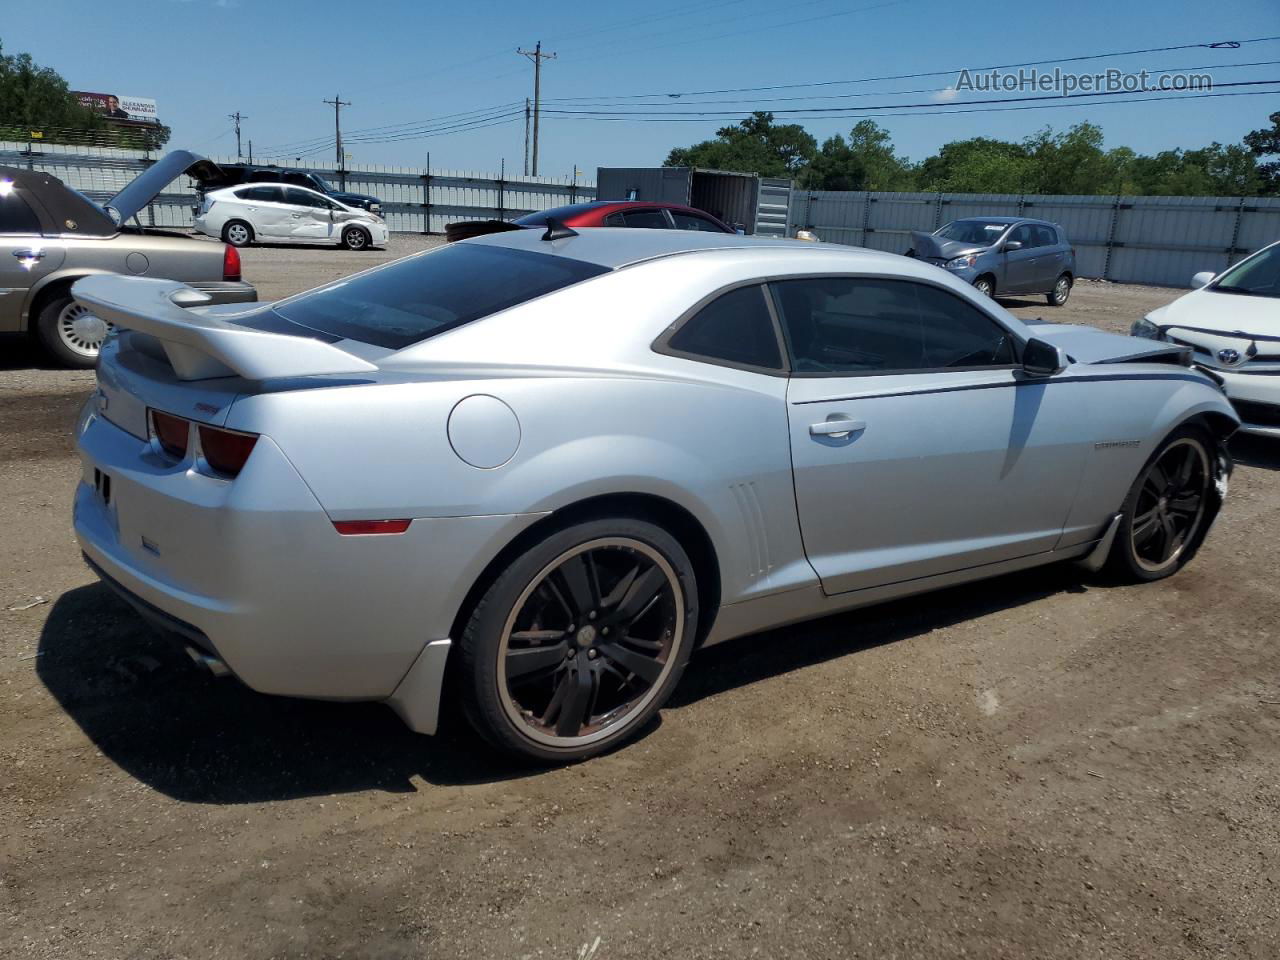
(195, 183), (389, 250)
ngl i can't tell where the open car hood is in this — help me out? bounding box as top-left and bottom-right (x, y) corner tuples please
(106, 150), (224, 224)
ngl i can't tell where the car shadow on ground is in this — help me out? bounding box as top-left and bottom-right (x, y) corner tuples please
(0, 333), (59, 372)
(39, 563), (1087, 804)
(1230, 434), (1280, 471)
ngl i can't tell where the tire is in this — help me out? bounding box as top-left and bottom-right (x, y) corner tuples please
(904, 248), (916, 258)
(1047, 273), (1072, 306)
(1105, 424), (1221, 583)
(222, 220), (253, 247)
(341, 226), (370, 250)
(973, 275), (996, 298)
(457, 516), (699, 763)
(35, 291), (111, 368)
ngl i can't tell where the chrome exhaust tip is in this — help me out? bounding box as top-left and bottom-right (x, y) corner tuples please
(185, 646), (230, 677)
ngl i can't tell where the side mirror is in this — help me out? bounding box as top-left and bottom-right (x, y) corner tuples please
(1022, 337), (1067, 377)
(1003, 240), (1023, 253)
(1191, 271), (1215, 288)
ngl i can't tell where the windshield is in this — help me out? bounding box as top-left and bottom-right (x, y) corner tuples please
(312, 176), (334, 192)
(269, 243), (610, 349)
(935, 221), (1008, 245)
(1212, 244), (1280, 299)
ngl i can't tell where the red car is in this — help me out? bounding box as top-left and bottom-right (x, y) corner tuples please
(445, 201), (735, 242)
(515, 200), (734, 233)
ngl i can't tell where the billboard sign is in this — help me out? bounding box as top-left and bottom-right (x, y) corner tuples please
(73, 91), (158, 124)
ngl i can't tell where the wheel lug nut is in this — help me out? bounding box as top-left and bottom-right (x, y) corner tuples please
(601, 627), (609, 636)
(588, 611), (597, 620)
(587, 649), (598, 659)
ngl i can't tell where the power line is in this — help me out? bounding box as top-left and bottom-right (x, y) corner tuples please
(547, 58), (1280, 108)
(540, 85), (1280, 123)
(257, 100), (525, 154)
(548, 34), (1280, 100)
(539, 78), (1280, 118)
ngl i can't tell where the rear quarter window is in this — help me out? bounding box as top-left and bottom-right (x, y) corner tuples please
(267, 244), (611, 349)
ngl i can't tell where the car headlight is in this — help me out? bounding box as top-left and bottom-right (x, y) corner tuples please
(1131, 317), (1161, 340)
(946, 254), (977, 269)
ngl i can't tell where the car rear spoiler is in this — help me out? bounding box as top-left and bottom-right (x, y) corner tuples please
(72, 276), (377, 382)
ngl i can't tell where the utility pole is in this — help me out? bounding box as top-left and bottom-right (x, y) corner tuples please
(247, 140), (253, 164)
(323, 94), (350, 171)
(228, 111), (247, 159)
(517, 42), (555, 176)
(523, 98), (531, 176)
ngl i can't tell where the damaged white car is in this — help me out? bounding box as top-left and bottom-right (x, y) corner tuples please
(195, 183), (388, 251)
(1133, 239), (1280, 437)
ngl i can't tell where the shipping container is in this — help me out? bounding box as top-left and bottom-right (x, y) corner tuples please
(595, 166), (793, 237)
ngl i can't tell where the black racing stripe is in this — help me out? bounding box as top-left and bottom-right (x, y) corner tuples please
(791, 370), (1212, 405)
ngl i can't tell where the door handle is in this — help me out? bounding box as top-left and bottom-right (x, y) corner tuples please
(13, 248), (45, 261)
(810, 416), (866, 439)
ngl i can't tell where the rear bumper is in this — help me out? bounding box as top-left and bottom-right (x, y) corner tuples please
(187, 280), (257, 305)
(73, 409), (539, 728)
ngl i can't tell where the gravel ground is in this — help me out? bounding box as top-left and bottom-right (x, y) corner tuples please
(2, 236), (1279, 959)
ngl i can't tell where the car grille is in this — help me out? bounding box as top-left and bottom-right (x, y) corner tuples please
(1233, 400), (1280, 427)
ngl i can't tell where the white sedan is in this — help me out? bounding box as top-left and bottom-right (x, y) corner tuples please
(195, 183), (388, 250)
(1132, 240), (1280, 437)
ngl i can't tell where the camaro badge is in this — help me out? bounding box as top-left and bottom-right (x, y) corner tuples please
(1095, 440), (1141, 449)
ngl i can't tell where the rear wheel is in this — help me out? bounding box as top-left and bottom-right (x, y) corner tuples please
(35, 293), (111, 368)
(1048, 273), (1072, 306)
(341, 226), (370, 250)
(458, 517), (698, 762)
(222, 220), (253, 247)
(1107, 426), (1218, 582)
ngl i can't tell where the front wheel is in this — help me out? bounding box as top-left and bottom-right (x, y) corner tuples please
(1106, 425), (1221, 582)
(35, 293), (111, 368)
(973, 276), (995, 298)
(1048, 273), (1072, 306)
(341, 226), (370, 250)
(458, 517), (698, 762)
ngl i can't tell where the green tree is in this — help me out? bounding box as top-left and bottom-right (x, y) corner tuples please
(799, 121), (916, 191)
(665, 112), (816, 177)
(1243, 111), (1280, 195)
(915, 137), (1034, 193)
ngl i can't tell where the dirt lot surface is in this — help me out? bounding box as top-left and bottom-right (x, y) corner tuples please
(2, 237), (1278, 959)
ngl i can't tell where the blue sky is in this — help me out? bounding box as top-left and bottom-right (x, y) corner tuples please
(15, 0), (1280, 178)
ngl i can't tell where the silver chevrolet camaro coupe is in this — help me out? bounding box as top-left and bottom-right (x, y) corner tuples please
(71, 226), (1237, 761)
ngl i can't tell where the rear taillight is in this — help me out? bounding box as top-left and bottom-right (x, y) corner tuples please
(197, 424), (258, 477)
(223, 243), (241, 281)
(149, 409), (190, 459)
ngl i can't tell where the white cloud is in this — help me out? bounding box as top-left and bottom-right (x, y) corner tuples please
(932, 86), (959, 103)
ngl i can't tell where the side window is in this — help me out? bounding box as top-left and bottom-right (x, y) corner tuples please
(913, 284), (1015, 368)
(1008, 224), (1034, 247)
(1034, 224), (1058, 247)
(602, 212), (625, 227)
(283, 173), (308, 187)
(665, 285), (782, 371)
(620, 209), (670, 229)
(0, 195), (41, 236)
(670, 211), (724, 232)
(772, 277), (1013, 374)
(238, 186), (280, 203)
(286, 188), (326, 208)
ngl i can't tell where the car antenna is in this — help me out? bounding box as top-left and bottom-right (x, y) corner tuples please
(541, 217), (578, 241)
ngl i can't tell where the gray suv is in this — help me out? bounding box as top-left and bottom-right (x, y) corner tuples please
(907, 217), (1076, 306)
